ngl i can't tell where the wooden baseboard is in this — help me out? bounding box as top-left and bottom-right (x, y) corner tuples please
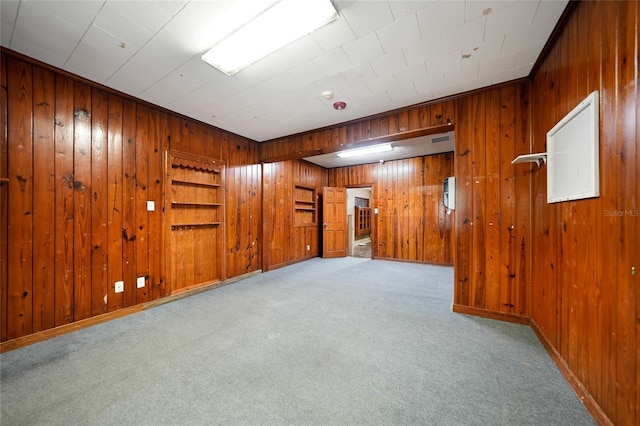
(451, 304), (531, 325)
(0, 270), (263, 353)
(529, 319), (613, 426)
(0, 306), (143, 353)
(264, 255), (317, 272)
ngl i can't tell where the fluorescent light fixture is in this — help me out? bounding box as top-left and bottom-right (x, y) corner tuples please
(337, 144), (394, 159)
(202, 0), (338, 76)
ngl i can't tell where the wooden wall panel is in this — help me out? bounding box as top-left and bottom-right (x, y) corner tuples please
(6, 57), (33, 339)
(262, 160), (325, 271)
(225, 136), (261, 278)
(0, 52), (8, 342)
(453, 83), (530, 317)
(326, 154), (453, 265)
(1, 51), (261, 342)
(529, 1), (638, 424)
(32, 66), (55, 331)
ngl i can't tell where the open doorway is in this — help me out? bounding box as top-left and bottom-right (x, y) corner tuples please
(346, 187), (372, 259)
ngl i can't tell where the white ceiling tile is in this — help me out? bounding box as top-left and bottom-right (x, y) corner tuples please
(342, 33), (385, 66)
(403, 35), (442, 67)
(417, 1), (465, 39)
(361, 91), (394, 111)
(478, 52), (518, 78)
(465, 0), (516, 22)
(533, 0), (569, 26)
(65, 26), (136, 82)
(278, 36), (324, 67)
(341, 63), (378, 85)
(288, 61), (326, 86)
(93, 5), (154, 49)
(1, 1), (19, 46)
(426, 50), (461, 77)
(340, 83), (373, 100)
(341, 1), (394, 37)
(489, 63), (532, 84)
(515, 44), (545, 67)
(313, 48), (353, 76)
(312, 16), (356, 52)
(394, 63), (428, 85)
(101, 1), (176, 34)
(366, 74), (398, 94)
(386, 83), (418, 103)
(157, 1), (190, 16)
(460, 36), (505, 65)
(441, 16), (486, 54)
(389, 1), (437, 19)
(414, 74), (446, 94)
(445, 63), (479, 86)
(369, 50), (407, 78)
(376, 13), (421, 54)
(502, 19), (557, 55)
(484, 1), (540, 41)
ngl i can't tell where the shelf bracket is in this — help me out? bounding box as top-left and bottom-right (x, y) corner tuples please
(511, 153), (547, 168)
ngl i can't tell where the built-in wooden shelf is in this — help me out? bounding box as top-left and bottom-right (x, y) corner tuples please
(294, 183), (317, 227)
(171, 201), (221, 207)
(172, 179), (220, 188)
(171, 222), (221, 229)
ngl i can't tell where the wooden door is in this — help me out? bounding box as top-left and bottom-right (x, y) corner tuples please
(322, 187), (347, 258)
(164, 151), (225, 294)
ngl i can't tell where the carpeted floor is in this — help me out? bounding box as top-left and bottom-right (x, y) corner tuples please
(0, 257), (593, 425)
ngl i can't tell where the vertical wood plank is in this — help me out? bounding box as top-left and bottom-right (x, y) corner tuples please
(107, 94), (124, 312)
(90, 88), (108, 316)
(31, 66), (56, 331)
(7, 57), (34, 339)
(72, 82), (92, 321)
(121, 100), (136, 306)
(135, 105), (149, 304)
(53, 75), (74, 326)
(0, 52), (8, 341)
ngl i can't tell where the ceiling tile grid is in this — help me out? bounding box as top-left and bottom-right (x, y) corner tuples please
(0, 0), (568, 142)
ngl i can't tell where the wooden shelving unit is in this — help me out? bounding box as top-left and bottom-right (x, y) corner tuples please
(294, 184), (317, 227)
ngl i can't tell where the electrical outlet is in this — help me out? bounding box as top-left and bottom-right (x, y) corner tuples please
(147, 201), (155, 211)
(137, 276), (145, 288)
(307, 245), (310, 251)
(114, 281), (124, 293)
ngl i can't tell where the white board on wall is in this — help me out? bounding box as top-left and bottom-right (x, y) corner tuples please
(547, 91), (600, 203)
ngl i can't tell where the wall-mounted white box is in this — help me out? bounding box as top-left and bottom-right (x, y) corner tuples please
(147, 201), (155, 211)
(115, 281), (124, 293)
(137, 276), (145, 288)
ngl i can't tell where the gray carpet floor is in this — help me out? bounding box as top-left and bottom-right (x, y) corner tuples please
(0, 257), (593, 425)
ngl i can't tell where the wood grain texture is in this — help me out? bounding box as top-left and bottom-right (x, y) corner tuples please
(0, 52), (8, 342)
(1, 51), (259, 342)
(529, 1), (639, 424)
(6, 57), (33, 339)
(328, 155), (453, 265)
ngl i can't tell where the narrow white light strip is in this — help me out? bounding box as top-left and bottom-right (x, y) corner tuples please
(337, 144), (393, 159)
(202, 0), (338, 76)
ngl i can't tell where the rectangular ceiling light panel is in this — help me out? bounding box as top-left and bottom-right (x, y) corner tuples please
(202, 0), (338, 75)
(337, 143), (393, 158)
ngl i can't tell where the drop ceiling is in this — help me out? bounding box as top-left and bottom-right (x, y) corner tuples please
(0, 0), (568, 142)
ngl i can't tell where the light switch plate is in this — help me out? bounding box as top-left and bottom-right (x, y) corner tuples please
(147, 201), (155, 211)
(137, 276), (145, 288)
(115, 281), (124, 293)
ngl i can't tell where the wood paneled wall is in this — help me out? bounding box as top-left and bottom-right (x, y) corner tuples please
(454, 83), (531, 318)
(262, 160), (326, 270)
(0, 52), (261, 342)
(529, 1), (639, 424)
(329, 155), (454, 264)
